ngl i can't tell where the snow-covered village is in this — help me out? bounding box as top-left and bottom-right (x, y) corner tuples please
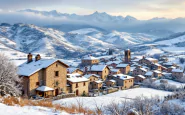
(0, 0), (185, 115)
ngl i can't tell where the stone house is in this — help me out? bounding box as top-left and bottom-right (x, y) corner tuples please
(67, 73), (89, 96)
(153, 70), (162, 78)
(151, 63), (161, 71)
(110, 69), (121, 75)
(83, 74), (103, 90)
(167, 66), (176, 73)
(139, 57), (158, 65)
(67, 68), (83, 75)
(133, 68), (147, 76)
(134, 75), (146, 83)
(18, 53), (69, 98)
(144, 71), (154, 78)
(116, 64), (130, 74)
(162, 62), (175, 68)
(81, 56), (99, 66)
(172, 69), (185, 79)
(93, 80), (103, 90)
(106, 79), (116, 87)
(111, 74), (134, 89)
(87, 65), (110, 80)
(106, 61), (122, 68)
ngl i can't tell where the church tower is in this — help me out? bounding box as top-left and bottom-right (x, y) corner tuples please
(124, 49), (131, 63)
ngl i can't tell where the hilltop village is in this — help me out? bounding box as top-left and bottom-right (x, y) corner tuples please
(17, 49), (185, 99)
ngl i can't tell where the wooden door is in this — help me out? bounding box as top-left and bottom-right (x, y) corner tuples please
(76, 90), (79, 96)
(55, 89), (59, 96)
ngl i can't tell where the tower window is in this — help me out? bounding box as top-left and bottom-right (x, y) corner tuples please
(55, 71), (59, 76)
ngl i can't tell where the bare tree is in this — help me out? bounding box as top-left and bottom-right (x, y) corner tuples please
(0, 54), (21, 96)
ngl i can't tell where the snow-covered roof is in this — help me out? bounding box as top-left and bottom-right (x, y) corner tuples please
(36, 86), (54, 92)
(137, 75), (146, 79)
(89, 65), (108, 71)
(154, 70), (162, 74)
(94, 80), (103, 84)
(18, 59), (68, 76)
(169, 66), (176, 69)
(139, 68), (147, 72)
(83, 56), (98, 60)
(145, 71), (153, 76)
(163, 62), (174, 66)
(145, 58), (158, 61)
(172, 69), (183, 73)
(67, 67), (82, 74)
(130, 67), (136, 72)
(113, 74), (134, 80)
(83, 74), (100, 79)
(116, 64), (129, 68)
(109, 79), (116, 83)
(67, 73), (89, 83)
(142, 66), (149, 69)
(131, 58), (140, 62)
(154, 63), (161, 66)
(106, 61), (121, 65)
(110, 69), (120, 72)
(162, 72), (172, 76)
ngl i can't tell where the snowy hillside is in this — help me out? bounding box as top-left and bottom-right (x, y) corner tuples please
(0, 24), (86, 58)
(0, 23), (157, 58)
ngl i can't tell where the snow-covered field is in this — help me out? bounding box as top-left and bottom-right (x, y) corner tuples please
(53, 88), (172, 108)
(154, 79), (185, 88)
(0, 103), (70, 115)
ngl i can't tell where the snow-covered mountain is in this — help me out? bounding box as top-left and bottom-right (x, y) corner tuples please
(0, 23), (158, 58)
(17, 9), (185, 37)
(19, 9), (137, 24)
(130, 32), (185, 56)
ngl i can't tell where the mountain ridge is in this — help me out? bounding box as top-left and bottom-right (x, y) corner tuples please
(0, 23), (158, 58)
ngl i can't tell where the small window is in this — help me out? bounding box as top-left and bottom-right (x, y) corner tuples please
(83, 82), (86, 86)
(55, 71), (59, 76)
(36, 82), (39, 86)
(56, 64), (58, 67)
(76, 83), (78, 88)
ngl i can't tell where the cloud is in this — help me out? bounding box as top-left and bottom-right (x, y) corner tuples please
(0, 11), (87, 26)
(0, 0), (185, 19)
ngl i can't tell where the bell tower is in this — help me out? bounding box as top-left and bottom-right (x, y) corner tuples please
(125, 49), (131, 63)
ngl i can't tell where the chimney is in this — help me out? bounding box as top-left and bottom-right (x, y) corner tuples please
(35, 54), (41, 61)
(27, 53), (32, 63)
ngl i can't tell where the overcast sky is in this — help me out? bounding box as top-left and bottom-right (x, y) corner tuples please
(0, 0), (185, 19)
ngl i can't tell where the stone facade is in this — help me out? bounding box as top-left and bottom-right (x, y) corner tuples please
(88, 66), (110, 80)
(70, 69), (84, 75)
(139, 57), (158, 65)
(116, 65), (130, 74)
(125, 49), (131, 63)
(21, 60), (68, 98)
(81, 58), (99, 66)
(134, 75), (146, 82)
(172, 71), (184, 79)
(133, 68), (147, 76)
(106, 80), (116, 87)
(112, 77), (134, 89)
(67, 81), (89, 96)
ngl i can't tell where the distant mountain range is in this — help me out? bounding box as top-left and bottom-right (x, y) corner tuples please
(0, 23), (158, 58)
(18, 9), (185, 37)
